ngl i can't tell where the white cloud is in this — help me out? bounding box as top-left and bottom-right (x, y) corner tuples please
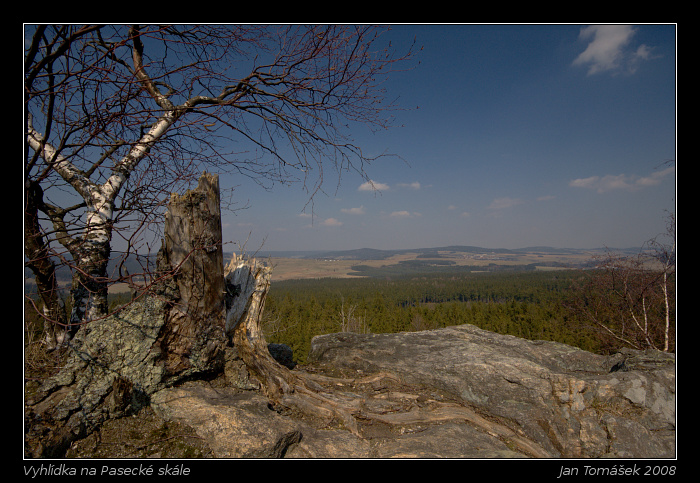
(487, 197), (524, 210)
(320, 217), (343, 227)
(634, 44), (653, 61)
(573, 25), (654, 75)
(358, 180), (390, 192)
(390, 210), (412, 217)
(570, 174), (626, 192)
(398, 182), (421, 190)
(341, 206), (366, 215)
(636, 166), (676, 188)
(570, 167), (674, 193)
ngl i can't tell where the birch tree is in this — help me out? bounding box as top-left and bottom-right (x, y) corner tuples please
(566, 211), (676, 353)
(24, 24), (414, 348)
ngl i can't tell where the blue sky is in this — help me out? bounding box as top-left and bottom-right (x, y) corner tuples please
(220, 24), (676, 253)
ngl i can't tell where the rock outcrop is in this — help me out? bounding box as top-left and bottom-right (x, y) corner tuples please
(25, 297), (173, 458)
(150, 323), (675, 458)
(306, 325), (675, 458)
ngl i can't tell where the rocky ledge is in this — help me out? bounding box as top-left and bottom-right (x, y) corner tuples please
(150, 324), (675, 458)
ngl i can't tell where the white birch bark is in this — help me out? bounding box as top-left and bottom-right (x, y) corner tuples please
(26, 109), (181, 325)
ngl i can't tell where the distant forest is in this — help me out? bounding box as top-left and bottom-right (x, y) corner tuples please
(261, 270), (601, 364)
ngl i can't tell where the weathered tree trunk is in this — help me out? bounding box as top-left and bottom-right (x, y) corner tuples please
(24, 181), (68, 348)
(224, 255), (288, 396)
(155, 172), (228, 377)
(68, 243), (111, 334)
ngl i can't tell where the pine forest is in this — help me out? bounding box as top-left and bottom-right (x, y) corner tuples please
(258, 270), (601, 365)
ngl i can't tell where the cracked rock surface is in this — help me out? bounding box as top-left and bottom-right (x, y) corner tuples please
(147, 324), (674, 458)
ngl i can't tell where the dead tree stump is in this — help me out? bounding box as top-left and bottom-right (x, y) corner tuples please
(155, 172), (227, 377)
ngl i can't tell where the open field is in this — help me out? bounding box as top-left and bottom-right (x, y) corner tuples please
(267, 257), (363, 281)
(266, 247), (599, 281)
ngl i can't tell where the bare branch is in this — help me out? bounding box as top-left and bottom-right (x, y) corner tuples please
(24, 23), (416, 336)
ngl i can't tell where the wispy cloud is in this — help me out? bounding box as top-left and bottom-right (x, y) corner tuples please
(358, 180), (390, 192)
(341, 206), (366, 215)
(570, 166), (674, 193)
(397, 182), (421, 190)
(320, 217), (343, 227)
(358, 180), (421, 192)
(447, 204), (470, 217)
(573, 25), (657, 75)
(487, 197), (524, 210)
(390, 210), (422, 218)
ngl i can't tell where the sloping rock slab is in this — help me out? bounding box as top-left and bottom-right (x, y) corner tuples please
(307, 324), (675, 458)
(149, 381), (526, 458)
(150, 383), (370, 458)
